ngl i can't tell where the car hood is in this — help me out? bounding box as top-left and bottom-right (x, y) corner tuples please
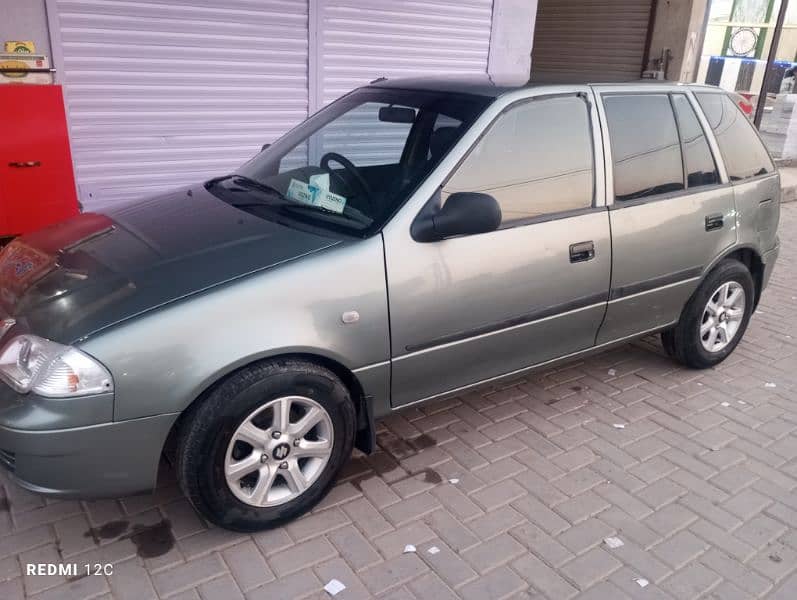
(0, 185), (341, 344)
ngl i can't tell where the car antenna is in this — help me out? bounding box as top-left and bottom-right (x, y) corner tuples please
(370, 76), (388, 83)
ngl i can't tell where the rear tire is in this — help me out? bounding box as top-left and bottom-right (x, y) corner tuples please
(661, 259), (754, 369)
(175, 358), (356, 532)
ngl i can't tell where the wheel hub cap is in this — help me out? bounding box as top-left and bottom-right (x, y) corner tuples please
(700, 281), (745, 353)
(224, 395), (334, 507)
(271, 442), (291, 461)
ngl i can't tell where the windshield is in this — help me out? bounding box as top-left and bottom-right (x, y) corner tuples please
(210, 87), (490, 236)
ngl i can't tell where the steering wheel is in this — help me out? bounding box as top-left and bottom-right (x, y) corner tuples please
(319, 152), (375, 211)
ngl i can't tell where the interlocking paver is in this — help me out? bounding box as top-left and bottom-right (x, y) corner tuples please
(457, 564), (526, 600)
(220, 541), (274, 591)
(659, 563), (721, 599)
(1, 201), (796, 598)
(652, 530), (709, 569)
(510, 552), (578, 599)
(559, 546), (623, 590)
(360, 553), (428, 595)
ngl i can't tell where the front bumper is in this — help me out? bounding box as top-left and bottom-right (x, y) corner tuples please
(0, 412), (179, 498)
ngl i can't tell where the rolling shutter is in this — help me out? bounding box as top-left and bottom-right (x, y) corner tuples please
(314, 0), (495, 107)
(531, 0), (653, 83)
(51, 0), (309, 207)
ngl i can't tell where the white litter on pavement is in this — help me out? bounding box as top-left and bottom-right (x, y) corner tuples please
(738, 400), (747, 405)
(427, 546), (440, 555)
(448, 478), (460, 484)
(612, 424), (626, 429)
(634, 577), (649, 588)
(324, 579), (346, 596)
(765, 382), (777, 388)
(607, 369), (617, 376)
(721, 401), (731, 407)
(403, 544), (416, 554)
(604, 536), (624, 549)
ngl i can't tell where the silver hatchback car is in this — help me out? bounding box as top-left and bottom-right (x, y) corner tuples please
(0, 77), (780, 531)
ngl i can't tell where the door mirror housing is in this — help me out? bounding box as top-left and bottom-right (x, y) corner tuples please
(412, 191), (502, 242)
(261, 143), (271, 152)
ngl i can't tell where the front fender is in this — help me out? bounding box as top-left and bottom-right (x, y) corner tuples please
(79, 235), (390, 421)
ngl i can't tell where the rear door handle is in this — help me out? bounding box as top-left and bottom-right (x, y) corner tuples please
(569, 241), (595, 263)
(705, 214), (724, 231)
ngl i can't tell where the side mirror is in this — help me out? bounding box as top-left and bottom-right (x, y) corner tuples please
(261, 143), (271, 152)
(412, 192), (502, 242)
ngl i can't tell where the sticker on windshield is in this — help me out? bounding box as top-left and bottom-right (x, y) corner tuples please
(314, 190), (347, 214)
(287, 178), (313, 205)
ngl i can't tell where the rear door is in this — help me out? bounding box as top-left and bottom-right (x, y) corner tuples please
(594, 87), (737, 343)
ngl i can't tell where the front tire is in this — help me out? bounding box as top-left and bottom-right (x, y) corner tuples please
(662, 259), (754, 369)
(176, 358), (356, 532)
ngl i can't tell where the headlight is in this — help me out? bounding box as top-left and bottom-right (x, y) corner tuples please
(0, 335), (113, 397)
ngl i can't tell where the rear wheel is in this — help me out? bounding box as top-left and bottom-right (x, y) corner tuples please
(662, 259), (754, 369)
(176, 358), (356, 532)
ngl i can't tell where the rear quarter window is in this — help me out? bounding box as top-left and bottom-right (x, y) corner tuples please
(695, 93), (774, 182)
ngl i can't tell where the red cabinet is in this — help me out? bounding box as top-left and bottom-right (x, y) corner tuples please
(0, 85), (79, 237)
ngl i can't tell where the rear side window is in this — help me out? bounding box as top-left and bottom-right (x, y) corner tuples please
(696, 93), (773, 181)
(671, 94), (719, 189)
(604, 94), (684, 201)
(443, 95), (593, 225)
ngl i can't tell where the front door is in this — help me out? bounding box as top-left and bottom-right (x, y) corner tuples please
(383, 92), (612, 407)
(594, 89), (737, 343)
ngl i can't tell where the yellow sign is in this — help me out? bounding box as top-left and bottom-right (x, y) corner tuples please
(4, 41), (35, 54)
(0, 59), (28, 78)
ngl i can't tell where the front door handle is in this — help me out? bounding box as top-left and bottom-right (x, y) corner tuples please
(569, 241), (595, 263)
(705, 214), (724, 231)
(8, 161), (41, 168)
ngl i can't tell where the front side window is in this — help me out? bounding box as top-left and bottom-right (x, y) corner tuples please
(443, 95), (594, 225)
(671, 94), (720, 189)
(696, 92), (774, 182)
(213, 88), (490, 236)
(604, 94), (684, 202)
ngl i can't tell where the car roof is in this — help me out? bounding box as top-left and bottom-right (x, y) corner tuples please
(367, 75), (720, 98)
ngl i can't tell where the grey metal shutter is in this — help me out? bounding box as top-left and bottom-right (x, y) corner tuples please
(530, 0), (653, 83)
(314, 0), (495, 107)
(51, 0), (309, 207)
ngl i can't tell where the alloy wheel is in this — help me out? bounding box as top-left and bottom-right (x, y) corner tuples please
(700, 281), (746, 353)
(224, 396), (334, 507)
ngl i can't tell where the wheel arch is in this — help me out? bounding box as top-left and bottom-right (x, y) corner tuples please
(706, 245), (765, 309)
(162, 351), (376, 472)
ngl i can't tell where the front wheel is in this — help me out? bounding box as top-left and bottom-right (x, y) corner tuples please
(176, 359), (356, 532)
(662, 259), (755, 369)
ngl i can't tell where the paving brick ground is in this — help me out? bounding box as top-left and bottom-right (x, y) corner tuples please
(1, 203), (796, 599)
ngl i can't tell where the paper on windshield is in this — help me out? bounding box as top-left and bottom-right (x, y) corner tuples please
(287, 178), (314, 205)
(313, 190), (347, 213)
(287, 177), (347, 214)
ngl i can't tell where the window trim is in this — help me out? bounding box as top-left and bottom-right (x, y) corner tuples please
(670, 92), (722, 191)
(606, 182), (732, 211)
(414, 91), (599, 233)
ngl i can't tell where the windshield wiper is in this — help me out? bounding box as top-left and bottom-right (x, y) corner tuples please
(229, 175), (286, 200)
(205, 174), (285, 201)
